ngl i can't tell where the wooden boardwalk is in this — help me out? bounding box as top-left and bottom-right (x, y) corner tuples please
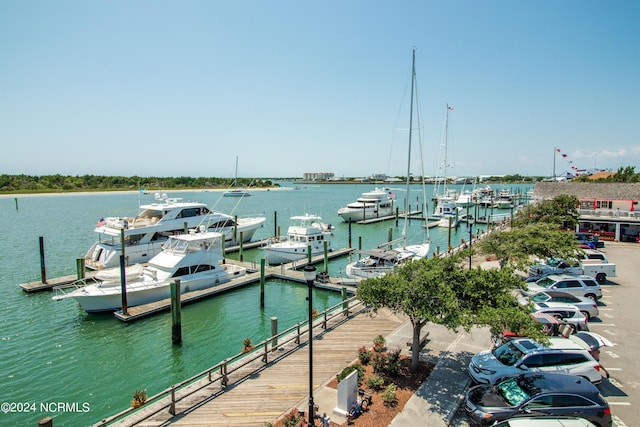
(105, 305), (405, 427)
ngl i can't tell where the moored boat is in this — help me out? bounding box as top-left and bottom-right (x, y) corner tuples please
(263, 214), (334, 265)
(337, 188), (395, 222)
(55, 229), (246, 312)
(85, 192), (265, 270)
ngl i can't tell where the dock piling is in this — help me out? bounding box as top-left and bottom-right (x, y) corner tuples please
(119, 255), (128, 315)
(260, 259), (265, 308)
(270, 317), (278, 349)
(39, 236), (47, 284)
(171, 279), (182, 345)
(76, 258), (85, 280)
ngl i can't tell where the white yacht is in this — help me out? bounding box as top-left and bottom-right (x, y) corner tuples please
(55, 230), (246, 313)
(85, 193), (265, 270)
(263, 214), (334, 265)
(337, 188), (395, 222)
(495, 188), (513, 209)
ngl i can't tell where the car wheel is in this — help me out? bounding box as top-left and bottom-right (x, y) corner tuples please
(595, 273), (606, 283)
(585, 294), (597, 302)
(580, 311), (591, 320)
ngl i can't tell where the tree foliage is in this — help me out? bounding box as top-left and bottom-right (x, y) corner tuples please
(357, 252), (546, 371)
(512, 194), (580, 229)
(0, 174), (274, 193)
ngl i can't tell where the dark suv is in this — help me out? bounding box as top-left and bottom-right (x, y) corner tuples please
(465, 373), (612, 426)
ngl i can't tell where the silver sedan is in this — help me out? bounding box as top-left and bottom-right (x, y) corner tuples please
(518, 290), (599, 320)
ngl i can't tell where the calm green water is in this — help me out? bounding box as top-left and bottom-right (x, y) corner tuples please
(0, 183), (530, 426)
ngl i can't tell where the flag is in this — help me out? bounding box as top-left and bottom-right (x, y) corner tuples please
(556, 148), (561, 152)
(448, 106), (455, 110)
(96, 218), (106, 227)
(562, 154), (568, 158)
(388, 192), (396, 199)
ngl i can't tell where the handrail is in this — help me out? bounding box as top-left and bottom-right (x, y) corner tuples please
(94, 294), (363, 427)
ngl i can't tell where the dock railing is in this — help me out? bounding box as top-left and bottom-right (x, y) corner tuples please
(94, 294), (364, 427)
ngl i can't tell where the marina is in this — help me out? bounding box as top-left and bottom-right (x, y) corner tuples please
(0, 184), (528, 426)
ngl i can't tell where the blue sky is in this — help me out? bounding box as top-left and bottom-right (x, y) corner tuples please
(1, 1), (639, 179)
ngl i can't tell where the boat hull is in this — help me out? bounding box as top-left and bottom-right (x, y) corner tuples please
(69, 268), (246, 313)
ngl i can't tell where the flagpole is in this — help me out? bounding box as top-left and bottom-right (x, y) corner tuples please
(553, 147), (556, 181)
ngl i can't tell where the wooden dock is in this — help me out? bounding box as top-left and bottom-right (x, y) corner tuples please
(20, 239), (269, 293)
(97, 303), (405, 427)
(355, 210), (423, 224)
(114, 247), (355, 322)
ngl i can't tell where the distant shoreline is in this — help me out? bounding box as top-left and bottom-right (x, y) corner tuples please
(0, 187), (296, 199)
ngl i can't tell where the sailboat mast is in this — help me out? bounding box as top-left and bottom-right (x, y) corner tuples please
(403, 49), (416, 243)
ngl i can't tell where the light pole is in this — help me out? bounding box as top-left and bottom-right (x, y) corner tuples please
(303, 264), (317, 425)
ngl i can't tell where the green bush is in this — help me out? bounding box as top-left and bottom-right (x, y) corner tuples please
(372, 352), (388, 374)
(366, 374), (385, 391)
(381, 383), (398, 406)
(373, 335), (386, 352)
(336, 363), (365, 384)
(358, 346), (372, 365)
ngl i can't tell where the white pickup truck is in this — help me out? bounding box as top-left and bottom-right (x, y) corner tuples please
(528, 249), (617, 284)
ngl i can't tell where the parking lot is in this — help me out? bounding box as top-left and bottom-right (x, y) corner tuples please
(452, 242), (638, 427)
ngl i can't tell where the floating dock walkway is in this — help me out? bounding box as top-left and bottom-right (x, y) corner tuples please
(114, 247), (355, 322)
(19, 239), (268, 293)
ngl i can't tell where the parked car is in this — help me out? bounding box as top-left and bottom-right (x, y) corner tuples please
(519, 290), (599, 320)
(575, 232), (605, 249)
(467, 337), (602, 385)
(492, 416), (597, 427)
(464, 373), (612, 427)
(528, 250), (615, 284)
(524, 274), (602, 301)
(530, 302), (588, 330)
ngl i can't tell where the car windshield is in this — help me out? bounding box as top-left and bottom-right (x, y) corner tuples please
(492, 341), (525, 366)
(530, 293), (550, 303)
(536, 277), (555, 288)
(546, 258), (562, 267)
(496, 377), (530, 406)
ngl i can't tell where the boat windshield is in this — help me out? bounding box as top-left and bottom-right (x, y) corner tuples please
(496, 377), (530, 406)
(492, 341), (525, 366)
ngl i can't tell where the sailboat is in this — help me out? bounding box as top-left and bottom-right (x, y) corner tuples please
(345, 49), (430, 280)
(223, 156), (252, 197)
(433, 104), (460, 228)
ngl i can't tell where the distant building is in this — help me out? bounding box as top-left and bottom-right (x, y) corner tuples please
(533, 182), (640, 242)
(303, 172), (335, 181)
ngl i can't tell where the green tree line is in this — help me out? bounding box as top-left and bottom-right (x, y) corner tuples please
(0, 174), (274, 194)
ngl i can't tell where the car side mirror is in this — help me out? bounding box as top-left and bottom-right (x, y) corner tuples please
(517, 364), (528, 370)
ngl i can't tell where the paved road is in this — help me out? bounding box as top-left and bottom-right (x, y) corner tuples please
(450, 242), (639, 427)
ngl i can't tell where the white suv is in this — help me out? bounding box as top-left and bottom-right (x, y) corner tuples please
(525, 274), (602, 301)
(468, 337), (602, 385)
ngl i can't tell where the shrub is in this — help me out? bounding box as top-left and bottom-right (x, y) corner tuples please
(372, 352), (388, 374)
(366, 373), (385, 391)
(358, 346), (372, 365)
(381, 383), (398, 406)
(283, 408), (304, 427)
(336, 363), (365, 384)
(131, 389), (147, 408)
(373, 335), (386, 352)
(386, 347), (401, 376)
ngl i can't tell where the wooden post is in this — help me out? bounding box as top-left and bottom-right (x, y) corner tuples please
(395, 206), (399, 226)
(119, 255), (128, 315)
(307, 244), (312, 263)
(39, 236), (47, 284)
(323, 241), (328, 274)
(358, 236), (362, 259)
(76, 258), (85, 280)
(447, 217), (453, 250)
(183, 221), (188, 234)
(274, 211), (277, 237)
(221, 238), (225, 260)
(277, 225), (281, 238)
(388, 227), (392, 243)
(120, 228), (126, 265)
(341, 287), (348, 314)
(239, 231), (244, 262)
(270, 316), (278, 350)
(234, 215), (238, 242)
(348, 219), (352, 248)
(14, 197), (18, 211)
(171, 279), (182, 345)
(260, 259), (265, 308)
